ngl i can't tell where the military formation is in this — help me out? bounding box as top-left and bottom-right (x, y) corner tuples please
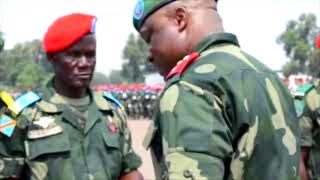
(0, 0), (319, 179)
(111, 89), (160, 120)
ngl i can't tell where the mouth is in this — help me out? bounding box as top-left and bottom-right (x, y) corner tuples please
(75, 74), (91, 79)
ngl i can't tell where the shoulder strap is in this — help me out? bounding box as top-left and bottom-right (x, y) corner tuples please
(103, 92), (124, 110)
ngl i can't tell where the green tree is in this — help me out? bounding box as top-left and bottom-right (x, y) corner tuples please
(108, 70), (126, 84)
(0, 40), (53, 89)
(277, 13), (319, 76)
(0, 30), (4, 52)
(121, 33), (155, 83)
(281, 61), (300, 78)
(91, 72), (109, 85)
(308, 48), (320, 77)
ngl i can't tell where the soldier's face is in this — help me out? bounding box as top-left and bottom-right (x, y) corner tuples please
(50, 35), (96, 89)
(140, 7), (189, 77)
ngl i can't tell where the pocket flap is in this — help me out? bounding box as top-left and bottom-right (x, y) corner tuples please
(103, 132), (120, 149)
(27, 132), (70, 160)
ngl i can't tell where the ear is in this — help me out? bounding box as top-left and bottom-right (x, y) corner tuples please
(174, 7), (188, 32)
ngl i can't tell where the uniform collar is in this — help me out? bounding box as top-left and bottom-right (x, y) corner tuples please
(192, 32), (240, 53)
(36, 78), (100, 113)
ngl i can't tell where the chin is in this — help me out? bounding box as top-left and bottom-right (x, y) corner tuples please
(72, 80), (91, 89)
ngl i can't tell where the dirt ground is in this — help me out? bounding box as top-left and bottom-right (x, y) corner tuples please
(128, 120), (156, 180)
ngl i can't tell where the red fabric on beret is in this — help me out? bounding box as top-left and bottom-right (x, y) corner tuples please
(43, 13), (97, 53)
(317, 34), (320, 49)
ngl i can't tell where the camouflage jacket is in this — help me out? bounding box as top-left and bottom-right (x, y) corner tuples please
(0, 81), (142, 180)
(145, 33), (299, 180)
(299, 79), (320, 179)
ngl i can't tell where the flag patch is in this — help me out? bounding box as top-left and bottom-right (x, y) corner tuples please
(0, 115), (17, 137)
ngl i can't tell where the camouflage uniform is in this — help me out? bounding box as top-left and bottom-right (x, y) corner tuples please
(0, 80), (142, 180)
(298, 79), (320, 180)
(144, 33), (299, 180)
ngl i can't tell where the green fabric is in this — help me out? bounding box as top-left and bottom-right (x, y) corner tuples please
(133, 0), (177, 31)
(132, 0), (218, 31)
(296, 83), (314, 96)
(299, 79), (320, 179)
(0, 79), (142, 179)
(147, 33), (299, 179)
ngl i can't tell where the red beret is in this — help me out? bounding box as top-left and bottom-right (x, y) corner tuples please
(43, 13), (97, 53)
(317, 34), (320, 49)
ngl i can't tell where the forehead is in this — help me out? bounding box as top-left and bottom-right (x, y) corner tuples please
(66, 34), (96, 51)
(140, 7), (167, 33)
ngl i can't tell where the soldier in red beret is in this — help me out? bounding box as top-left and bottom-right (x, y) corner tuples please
(0, 13), (143, 180)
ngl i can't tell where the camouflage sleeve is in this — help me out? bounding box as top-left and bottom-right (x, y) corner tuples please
(158, 82), (233, 179)
(0, 109), (28, 178)
(113, 108), (142, 174)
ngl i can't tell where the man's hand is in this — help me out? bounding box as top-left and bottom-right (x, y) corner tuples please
(119, 170), (143, 180)
(300, 148), (310, 180)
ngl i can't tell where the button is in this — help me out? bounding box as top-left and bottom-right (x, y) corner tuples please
(183, 169), (193, 178)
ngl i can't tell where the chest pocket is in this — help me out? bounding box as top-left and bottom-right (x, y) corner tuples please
(26, 131), (70, 160)
(101, 118), (122, 179)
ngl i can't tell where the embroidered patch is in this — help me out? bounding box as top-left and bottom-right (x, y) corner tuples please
(0, 91), (15, 107)
(133, 0), (144, 20)
(10, 91), (41, 115)
(0, 115), (16, 137)
(90, 18), (97, 33)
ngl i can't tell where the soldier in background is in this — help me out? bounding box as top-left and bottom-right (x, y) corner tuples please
(0, 13), (142, 180)
(299, 34), (320, 180)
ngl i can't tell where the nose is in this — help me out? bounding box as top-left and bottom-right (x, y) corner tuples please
(78, 55), (91, 67)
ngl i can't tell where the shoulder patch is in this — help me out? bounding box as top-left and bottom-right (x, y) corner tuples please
(0, 114), (17, 137)
(9, 91), (41, 115)
(0, 91), (15, 108)
(295, 84), (314, 97)
(103, 92), (124, 110)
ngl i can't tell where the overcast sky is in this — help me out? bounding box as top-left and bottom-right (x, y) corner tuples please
(0, 0), (319, 75)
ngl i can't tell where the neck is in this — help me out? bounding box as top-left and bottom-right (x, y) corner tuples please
(54, 78), (88, 98)
(188, 11), (224, 51)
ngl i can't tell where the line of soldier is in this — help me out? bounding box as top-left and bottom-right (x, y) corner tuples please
(111, 89), (160, 120)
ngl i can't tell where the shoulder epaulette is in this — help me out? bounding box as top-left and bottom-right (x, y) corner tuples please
(103, 92), (124, 110)
(165, 52), (200, 81)
(295, 83), (314, 97)
(9, 91), (41, 115)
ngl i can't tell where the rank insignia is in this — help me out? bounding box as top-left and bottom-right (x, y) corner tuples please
(107, 116), (118, 133)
